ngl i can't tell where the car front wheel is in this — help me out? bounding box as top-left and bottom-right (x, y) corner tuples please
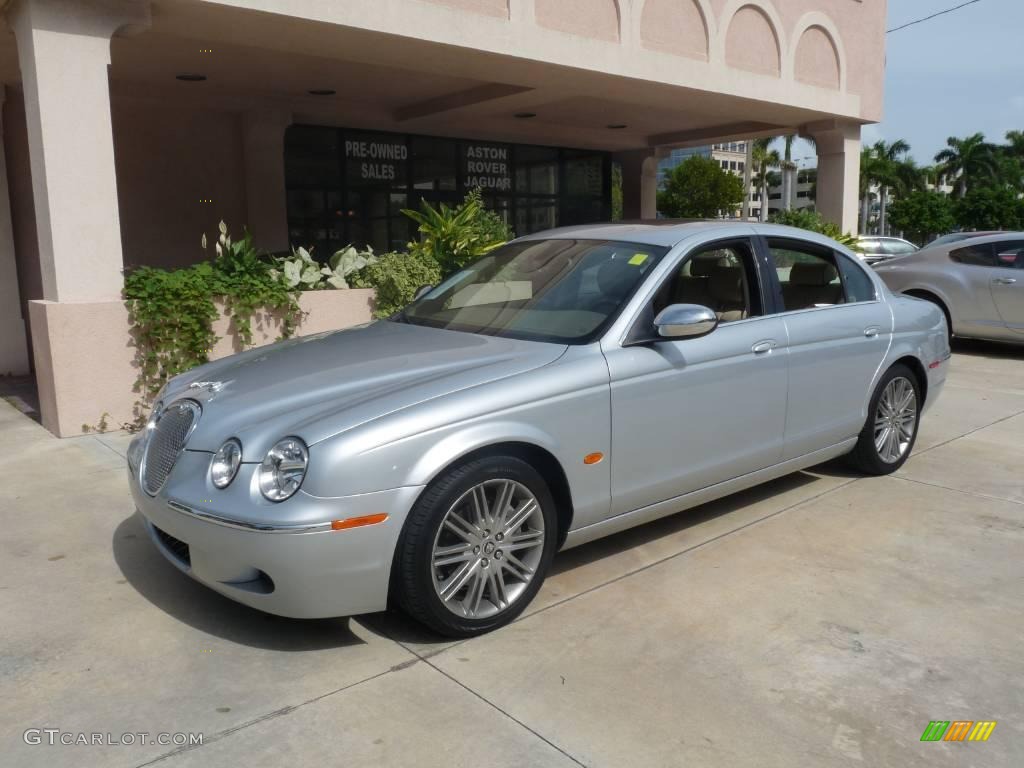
(848, 363), (921, 475)
(394, 456), (557, 637)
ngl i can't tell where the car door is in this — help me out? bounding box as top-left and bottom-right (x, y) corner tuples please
(761, 237), (892, 460)
(989, 239), (1024, 335)
(948, 240), (1016, 337)
(602, 237), (789, 516)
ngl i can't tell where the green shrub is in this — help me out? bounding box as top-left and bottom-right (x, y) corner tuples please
(402, 188), (512, 273)
(769, 208), (861, 251)
(349, 249), (443, 319)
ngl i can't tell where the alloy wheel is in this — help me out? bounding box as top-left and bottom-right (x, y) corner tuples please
(430, 479), (546, 619)
(874, 376), (917, 463)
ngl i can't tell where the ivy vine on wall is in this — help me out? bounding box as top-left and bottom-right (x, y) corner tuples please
(123, 222), (301, 412)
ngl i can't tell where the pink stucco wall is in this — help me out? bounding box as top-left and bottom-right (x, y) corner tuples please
(794, 25), (841, 90)
(640, 0), (709, 60)
(417, 0), (508, 17)
(536, 0), (620, 42)
(710, 0), (886, 119)
(724, 5), (780, 76)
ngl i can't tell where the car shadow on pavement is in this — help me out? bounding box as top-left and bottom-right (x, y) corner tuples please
(112, 513), (365, 651)
(548, 469), (826, 577)
(952, 337), (1024, 360)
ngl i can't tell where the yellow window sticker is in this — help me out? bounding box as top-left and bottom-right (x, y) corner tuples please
(628, 253), (649, 266)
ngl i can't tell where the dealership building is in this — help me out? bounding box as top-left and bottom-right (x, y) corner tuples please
(0, 0), (885, 435)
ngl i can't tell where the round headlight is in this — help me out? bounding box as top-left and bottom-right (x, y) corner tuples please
(210, 439), (243, 489)
(258, 438), (308, 502)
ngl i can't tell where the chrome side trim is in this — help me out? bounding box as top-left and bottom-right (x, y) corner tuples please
(166, 500), (332, 533)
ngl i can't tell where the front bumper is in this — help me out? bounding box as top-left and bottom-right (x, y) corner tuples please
(128, 449), (423, 619)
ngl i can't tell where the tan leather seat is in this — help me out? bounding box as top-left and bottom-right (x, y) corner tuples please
(708, 265), (747, 322)
(672, 256), (723, 307)
(782, 261), (843, 310)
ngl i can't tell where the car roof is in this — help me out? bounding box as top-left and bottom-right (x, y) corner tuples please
(515, 220), (849, 251)
(925, 231), (1024, 251)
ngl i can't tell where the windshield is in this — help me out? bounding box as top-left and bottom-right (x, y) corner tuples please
(398, 239), (669, 343)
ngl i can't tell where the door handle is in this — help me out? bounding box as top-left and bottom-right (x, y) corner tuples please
(992, 277), (1017, 285)
(751, 340), (776, 354)
(864, 326), (880, 338)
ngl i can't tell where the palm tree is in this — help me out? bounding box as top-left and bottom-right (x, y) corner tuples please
(934, 133), (996, 197)
(859, 146), (880, 234)
(869, 139), (918, 236)
(780, 135), (798, 211)
(1005, 130), (1024, 159)
(751, 138), (781, 222)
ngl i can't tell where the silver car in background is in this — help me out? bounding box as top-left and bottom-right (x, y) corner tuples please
(856, 235), (918, 265)
(874, 232), (1024, 343)
(128, 222), (949, 637)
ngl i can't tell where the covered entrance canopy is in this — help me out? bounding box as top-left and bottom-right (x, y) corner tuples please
(0, 0), (885, 434)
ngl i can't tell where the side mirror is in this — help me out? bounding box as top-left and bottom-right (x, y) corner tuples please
(413, 284), (434, 301)
(653, 304), (718, 339)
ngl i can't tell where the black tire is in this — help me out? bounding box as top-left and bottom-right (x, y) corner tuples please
(848, 363), (921, 475)
(394, 455), (558, 638)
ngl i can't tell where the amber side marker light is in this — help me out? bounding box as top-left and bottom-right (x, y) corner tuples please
(331, 513), (389, 531)
(583, 452), (604, 465)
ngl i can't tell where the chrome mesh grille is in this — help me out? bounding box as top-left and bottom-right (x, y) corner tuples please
(142, 400), (201, 495)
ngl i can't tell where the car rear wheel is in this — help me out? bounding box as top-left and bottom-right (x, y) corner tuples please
(848, 363), (921, 475)
(395, 456), (557, 637)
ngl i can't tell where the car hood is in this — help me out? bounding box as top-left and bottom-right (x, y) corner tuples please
(166, 320), (568, 458)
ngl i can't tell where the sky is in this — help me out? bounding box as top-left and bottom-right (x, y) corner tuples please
(866, 0), (1024, 163)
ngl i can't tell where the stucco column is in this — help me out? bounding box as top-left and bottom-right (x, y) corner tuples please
(242, 109), (293, 253)
(807, 120), (860, 234)
(9, 0), (149, 302)
(0, 88), (30, 376)
(614, 149), (659, 220)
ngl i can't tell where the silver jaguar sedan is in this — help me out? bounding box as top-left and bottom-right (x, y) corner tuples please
(128, 222), (949, 637)
(873, 232), (1024, 343)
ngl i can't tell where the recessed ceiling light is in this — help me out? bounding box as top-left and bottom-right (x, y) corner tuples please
(308, 89), (336, 96)
(607, 124), (628, 130)
(175, 73), (207, 82)
(514, 112), (537, 119)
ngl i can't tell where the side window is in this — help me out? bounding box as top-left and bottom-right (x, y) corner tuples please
(652, 240), (762, 323)
(858, 239), (882, 256)
(993, 241), (1024, 269)
(836, 254), (878, 302)
(768, 240), (844, 311)
(949, 243), (996, 266)
(884, 240), (917, 256)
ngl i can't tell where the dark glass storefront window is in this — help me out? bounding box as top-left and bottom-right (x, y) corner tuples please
(284, 125), (610, 257)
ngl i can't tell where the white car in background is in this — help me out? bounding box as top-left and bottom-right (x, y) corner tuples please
(874, 232), (1024, 343)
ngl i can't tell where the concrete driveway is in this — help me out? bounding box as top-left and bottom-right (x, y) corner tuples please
(2, 340), (1022, 767)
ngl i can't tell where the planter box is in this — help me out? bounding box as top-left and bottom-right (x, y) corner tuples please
(28, 289), (376, 437)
